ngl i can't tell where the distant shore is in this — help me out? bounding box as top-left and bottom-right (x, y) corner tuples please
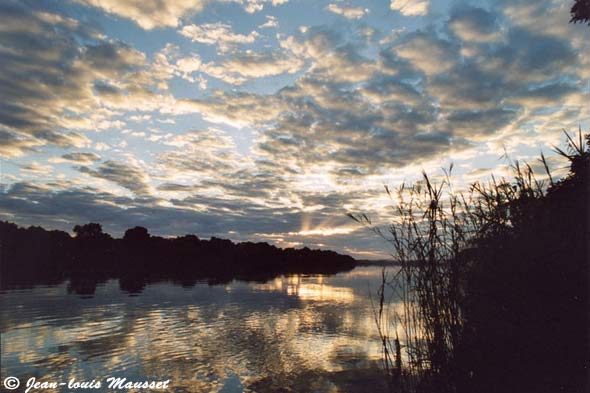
(354, 259), (398, 266)
(0, 221), (356, 294)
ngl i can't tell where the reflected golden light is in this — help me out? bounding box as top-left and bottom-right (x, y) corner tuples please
(252, 275), (355, 304)
(289, 283), (354, 303)
(1, 268), (401, 392)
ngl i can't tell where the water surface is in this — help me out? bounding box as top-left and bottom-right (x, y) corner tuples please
(1, 266), (396, 392)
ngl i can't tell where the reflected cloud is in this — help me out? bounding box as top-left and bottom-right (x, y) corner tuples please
(1, 267), (398, 392)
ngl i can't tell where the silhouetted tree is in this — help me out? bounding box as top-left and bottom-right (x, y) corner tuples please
(1, 220), (355, 294)
(123, 226), (150, 243)
(570, 0), (590, 24)
(73, 223), (105, 239)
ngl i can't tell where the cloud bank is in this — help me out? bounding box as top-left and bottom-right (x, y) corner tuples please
(1, 0), (588, 258)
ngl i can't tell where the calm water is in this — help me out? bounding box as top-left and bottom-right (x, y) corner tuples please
(1, 266), (397, 392)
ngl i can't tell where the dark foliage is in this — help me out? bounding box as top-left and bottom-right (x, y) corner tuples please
(0, 224), (355, 295)
(570, 0), (590, 24)
(351, 131), (589, 393)
(455, 133), (589, 393)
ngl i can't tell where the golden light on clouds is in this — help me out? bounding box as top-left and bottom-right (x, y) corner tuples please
(293, 227), (357, 237)
(1, 0), (587, 258)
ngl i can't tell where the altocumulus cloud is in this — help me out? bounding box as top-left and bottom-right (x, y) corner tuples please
(0, 1), (174, 156)
(0, 0), (588, 258)
(326, 3), (369, 20)
(390, 0), (429, 16)
(77, 161), (153, 198)
(179, 22), (260, 52)
(74, 0), (288, 29)
(50, 152), (102, 165)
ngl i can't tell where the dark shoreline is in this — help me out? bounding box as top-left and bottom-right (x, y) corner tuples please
(354, 259), (403, 266)
(0, 221), (356, 295)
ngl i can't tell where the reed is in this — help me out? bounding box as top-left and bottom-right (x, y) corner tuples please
(349, 128), (589, 393)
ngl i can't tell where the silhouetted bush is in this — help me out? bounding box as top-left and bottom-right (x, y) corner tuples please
(570, 0), (590, 24)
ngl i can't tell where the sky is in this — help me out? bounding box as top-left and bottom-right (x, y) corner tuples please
(0, 0), (588, 259)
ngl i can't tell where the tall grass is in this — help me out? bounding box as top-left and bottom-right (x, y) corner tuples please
(349, 129), (589, 393)
(351, 167), (473, 392)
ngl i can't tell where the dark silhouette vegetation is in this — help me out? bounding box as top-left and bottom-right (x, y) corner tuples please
(350, 130), (589, 393)
(570, 0), (590, 24)
(0, 223), (355, 295)
(454, 132), (589, 393)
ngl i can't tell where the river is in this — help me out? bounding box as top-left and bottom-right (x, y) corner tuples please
(1, 265), (398, 392)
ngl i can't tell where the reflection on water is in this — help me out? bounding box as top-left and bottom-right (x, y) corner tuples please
(1, 266), (398, 392)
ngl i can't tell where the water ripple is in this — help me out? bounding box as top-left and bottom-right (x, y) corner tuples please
(1, 266), (396, 392)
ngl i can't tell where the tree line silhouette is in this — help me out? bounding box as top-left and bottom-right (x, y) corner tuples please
(0, 222), (355, 295)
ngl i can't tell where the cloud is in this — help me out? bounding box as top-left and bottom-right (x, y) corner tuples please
(1, 0), (588, 258)
(507, 82), (581, 108)
(0, 2), (170, 155)
(449, 6), (504, 43)
(0, 180), (386, 256)
(1, 174), (400, 258)
(155, 129), (242, 179)
(180, 74), (448, 176)
(444, 108), (521, 139)
(360, 76), (424, 106)
(502, 0), (577, 41)
(390, 0), (429, 16)
(94, 142), (110, 151)
(74, 0), (206, 29)
(259, 15), (279, 28)
(394, 31), (458, 75)
(175, 13), (587, 184)
(50, 152), (102, 165)
(214, 51), (304, 79)
(326, 3), (369, 20)
(174, 54), (245, 85)
(175, 92), (287, 127)
(278, 28), (377, 83)
(129, 115), (152, 122)
(0, 129), (42, 158)
(172, 49), (301, 86)
(179, 23), (259, 52)
(78, 160), (152, 197)
(227, 0), (289, 14)
(84, 42), (146, 74)
(76, 0), (290, 29)
(279, 28), (342, 59)
(481, 28), (577, 84)
(199, 169), (291, 200)
(20, 162), (54, 175)
(427, 62), (506, 110)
